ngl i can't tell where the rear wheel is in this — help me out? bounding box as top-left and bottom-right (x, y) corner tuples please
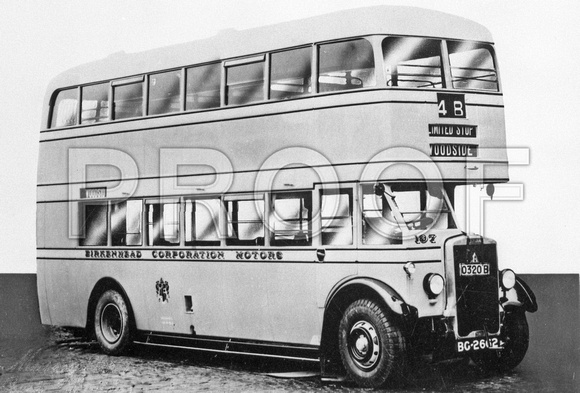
(94, 289), (132, 355)
(338, 299), (406, 388)
(471, 309), (529, 372)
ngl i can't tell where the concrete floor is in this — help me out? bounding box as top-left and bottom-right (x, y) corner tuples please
(0, 274), (577, 392)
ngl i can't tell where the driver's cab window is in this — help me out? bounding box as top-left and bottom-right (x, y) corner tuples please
(364, 183), (455, 243)
(389, 184), (454, 231)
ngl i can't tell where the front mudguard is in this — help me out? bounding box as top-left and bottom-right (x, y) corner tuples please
(502, 276), (538, 313)
(514, 276), (538, 312)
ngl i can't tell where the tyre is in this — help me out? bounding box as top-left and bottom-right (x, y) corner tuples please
(338, 299), (406, 388)
(471, 309), (529, 372)
(94, 289), (132, 355)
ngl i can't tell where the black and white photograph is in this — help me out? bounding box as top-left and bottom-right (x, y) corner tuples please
(0, 0), (578, 391)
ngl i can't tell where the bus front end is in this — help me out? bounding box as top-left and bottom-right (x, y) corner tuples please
(439, 234), (536, 369)
(387, 198), (539, 373)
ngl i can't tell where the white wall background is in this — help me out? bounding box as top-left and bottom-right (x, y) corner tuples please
(1, 0), (579, 274)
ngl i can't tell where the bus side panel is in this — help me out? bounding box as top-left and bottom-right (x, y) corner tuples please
(38, 258), (148, 329)
(137, 258), (326, 345)
(37, 255), (327, 346)
(36, 203), (51, 325)
(42, 260), (85, 327)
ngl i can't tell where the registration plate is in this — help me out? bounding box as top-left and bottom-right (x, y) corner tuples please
(457, 337), (504, 353)
(459, 263), (490, 276)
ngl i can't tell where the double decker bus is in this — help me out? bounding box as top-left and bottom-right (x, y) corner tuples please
(37, 6), (537, 388)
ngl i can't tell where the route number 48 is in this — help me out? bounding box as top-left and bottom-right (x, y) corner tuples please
(437, 93), (466, 118)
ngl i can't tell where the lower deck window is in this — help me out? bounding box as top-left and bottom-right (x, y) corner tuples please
(320, 189), (353, 245)
(226, 199), (264, 246)
(270, 192), (312, 246)
(80, 203), (108, 246)
(111, 200), (142, 246)
(185, 199), (221, 246)
(147, 201), (180, 246)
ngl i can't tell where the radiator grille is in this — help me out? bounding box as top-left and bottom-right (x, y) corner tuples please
(453, 243), (500, 337)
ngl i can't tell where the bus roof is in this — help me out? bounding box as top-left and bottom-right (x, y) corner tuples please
(46, 6), (493, 94)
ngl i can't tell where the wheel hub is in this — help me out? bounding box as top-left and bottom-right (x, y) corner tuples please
(101, 303), (123, 344)
(348, 320), (380, 370)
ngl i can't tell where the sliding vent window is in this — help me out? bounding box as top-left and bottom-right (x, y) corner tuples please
(111, 200), (142, 246)
(113, 78), (144, 120)
(383, 37), (443, 88)
(79, 203), (107, 246)
(447, 41), (498, 91)
(185, 199), (221, 246)
(226, 58), (265, 105)
(270, 48), (312, 100)
(81, 83), (109, 124)
(270, 193), (312, 246)
(149, 70), (181, 115)
(51, 88), (78, 128)
(147, 201), (180, 246)
(226, 199), (264, 246)
(320, 189), (353, 246)
(186, 63), (221, 110)
(318, 39), (375, 92)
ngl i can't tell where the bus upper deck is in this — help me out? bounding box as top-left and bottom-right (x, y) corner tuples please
(39, 7), (507, 200)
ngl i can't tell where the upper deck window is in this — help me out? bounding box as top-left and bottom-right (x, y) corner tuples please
(148, 70), (181, 115)
(226, 57), (265, 106)
(81, 83), (109, 124)
(186, 63), (221, 110)
(383, 37), (443, 89)
(270, 47), (312, 100)
(318, 39), (375, 92)
(113, 78), (144, 120)
(447, 41), (498, 91)
(51, 88), (78, 128)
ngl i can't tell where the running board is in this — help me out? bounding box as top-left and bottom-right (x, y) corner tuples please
(134, 332), (320, 363)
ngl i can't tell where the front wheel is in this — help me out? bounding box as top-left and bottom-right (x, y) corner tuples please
(94, 289), (132, 355)
(471, 309), (529, 372)
(338, 299), (406, 388)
